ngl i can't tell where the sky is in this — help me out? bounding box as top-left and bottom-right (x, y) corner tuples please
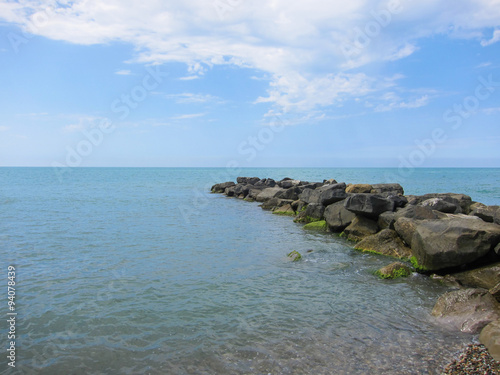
(0, 0), (499, 168)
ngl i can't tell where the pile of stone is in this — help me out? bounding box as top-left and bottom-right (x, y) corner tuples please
(211, 177), (500, 361)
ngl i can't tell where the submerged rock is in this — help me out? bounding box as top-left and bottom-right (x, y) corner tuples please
(287, 250), (302, 261)
(431, 288), (500, 333)
(375, 262), (413, 279)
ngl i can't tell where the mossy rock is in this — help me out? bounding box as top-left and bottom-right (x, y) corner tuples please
(375, 262), (413, 279)
(303, 220), (327, 231)
(273, 210), (296, 217)
(410, 256), (432, 273)
(287, 250), (302, 261)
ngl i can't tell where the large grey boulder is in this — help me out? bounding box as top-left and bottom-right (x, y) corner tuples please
(419, 198), (459, 213)
(394, 217), (419, 247)
(471, 205), (500, 223)
(394, 205), (443, 221)
(344, 194), (395, 219)
(324, 200), (356, 232)
(246, 187), (266, 200)
(254, 178), (276, 187)
(432, 288), (500, 333)
(343, 215), (379, 241)
(378, 211), (396, 230)
(237, 176), (260, 185)
(411, 216), (500, 271)
(211, 181), (235, 193)
(275, 186), (302, 201)
(355, 229), (412, 259)
(411, 193), (472, 214)
(260, 198), (293, 210)
(233, 184), (250, 198)
(479, 319), (500, 361)
(370, 183), (404, 195)
(299, 183), (347, 206)
(255, 187), (284, 202)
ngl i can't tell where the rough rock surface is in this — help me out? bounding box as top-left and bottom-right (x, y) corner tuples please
(431, 288), (500, 333)
(448, 263), (500, 290)
(323, 200), (356, 232)
(299, 183), (347, 206)
(480, 319), (500, 361)
(346, 184), (373, 193)
(211, 181), (236, 193)
(411, 216), (500, 271)
(255, 187), (283, 202)
(343, 215), (379, 242)
(355, 229), (412, 259)
(375, 262), (413, 279)
(471, 205), (500, 223)
(370, 183), (404, 195)
(344, 194), (395, 219)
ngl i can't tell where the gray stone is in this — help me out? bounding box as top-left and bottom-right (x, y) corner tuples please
(432, 288), (500, 333)
(211, 181), (235, 193)
(324, 200), (356, 232)
(355, 229), (412, 259)
(254, 178), (276, 187)
(415, 193), (472, 214)
(479, 319), (500, 361)
(375, 262), (413, 279)
(343, 215), (379, 241)
(299, 183), (347, 206)
(419, 198), (459, 213)
(255, 187), (284, 202)
(275, 186), (302, 201)
(394, 217), (419, 247)
(346, 184), (373, 193)
(471, 205), (500, 223)
(448, 263), (500, 290)
(260, 198), (293, 210)
(411, 217), (500, 271)
(370, 183), (404, 195)
(378, 211), (396, 230)
(344, 194), (395, 219)
(304, 203), (325, 221)
(394, 205), (442, 221)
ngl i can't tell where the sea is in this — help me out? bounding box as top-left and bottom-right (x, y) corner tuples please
(1, 167), (499, 375)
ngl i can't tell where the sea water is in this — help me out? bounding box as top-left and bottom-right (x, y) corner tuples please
(1, 167), (499, 374)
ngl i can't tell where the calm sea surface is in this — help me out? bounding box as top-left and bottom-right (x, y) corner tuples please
(1, 167), (499, 374)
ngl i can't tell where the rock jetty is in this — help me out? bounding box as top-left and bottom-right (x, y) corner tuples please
(211, 176), (500, 363)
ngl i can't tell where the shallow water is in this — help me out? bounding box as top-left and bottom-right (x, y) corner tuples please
(1, 167), (498, 374)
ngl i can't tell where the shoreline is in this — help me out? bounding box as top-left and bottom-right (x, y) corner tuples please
(211, 176), (500, 373)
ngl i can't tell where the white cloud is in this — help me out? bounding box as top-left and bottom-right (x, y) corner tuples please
(481, 29), (500, 46)
(63, 116), (107, 132)
(476, 61), (492, 68)
(2, 0), (500, 114)
(170, 113), (206, 120)
(165, 93), (223, 104)
(115, 69), (132, 75)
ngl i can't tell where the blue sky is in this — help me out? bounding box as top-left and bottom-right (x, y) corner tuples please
(0, 0), (499, 168)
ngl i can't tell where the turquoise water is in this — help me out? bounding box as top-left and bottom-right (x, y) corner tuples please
(1, 168), (499, 374)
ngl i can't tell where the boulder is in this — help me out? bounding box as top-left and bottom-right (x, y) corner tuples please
(324, 200), (356, 232)
(394, 205), (442, 221)
(303, 220), (327, 231)
(419, 198), (459, 213)
(431, 288), (500, 333)
(260, 198), (293, 210)
(471, 205), (500, 223)
(273, 203), (295, 216)
(479, 319), (500, 361)
(237, 177), (260, 185)
(247, 187), (266, 200)
(211, 181), (235, 193)
(370, 183), (404, 195)
(279, 179), (302, 188)
(375, 262), (413, 279)
(233, 184), (250, 198)
(344, 194), (395, 219)
(411, 216), (500, 271)
(254, 178), (276, 187)
(224, 185), (236, 197)
(415, 193), (472, 214)
(275, 186), (302, 201)
(291, 200), (307, 213)
(299, 183), (347, 206)
(378, 211), (396, 230)
(302, 182), (324, 190)
(355, 229), (412, 259)
(303, 203), (325, 221)
(490, 283), (500, 302)
(343, 215), (379, 242)
(287, 250), (302, 261)
(255, 187), (284, 202)
(394, 217), (419, 247)
(346, 184), (373, 194)
(323, 178), (338, 184)
(448, 263), (500, 290)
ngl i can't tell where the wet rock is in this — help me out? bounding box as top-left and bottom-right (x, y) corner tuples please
(346, 184), (373, 193)
(432, 288), (500, 333)
(211, 181), (236, 193)
(303, 220), (327, 231)
(411, 216), (500, 271)
(247, 187), (266, 200)
(355, 229), (412, 259)
(344, 194), (395, 219)
(304, 203), (325, 221)
(343, 215), (379, 242)
(260, 198), (293, 210)
(375, 262), (413, 279)
(224, 185), (237, 197)
(291, 200), (307, 213)
(324, 200), (356, 232)
(479, 319), (500, 361)
(287, 250), (302, 261)
(273, 203), (296, 216)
